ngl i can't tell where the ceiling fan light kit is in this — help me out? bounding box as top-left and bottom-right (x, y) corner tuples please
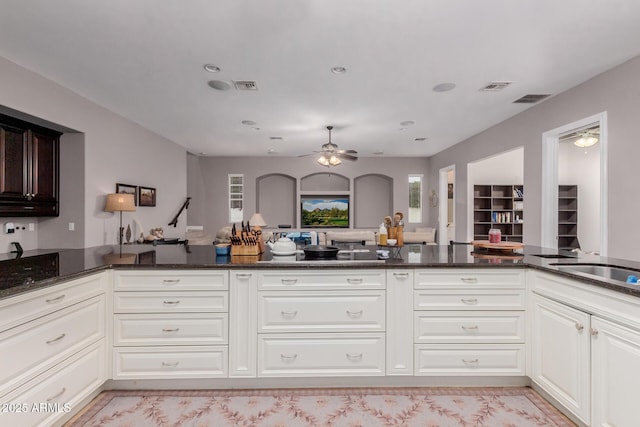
(303, 125), (358, 167)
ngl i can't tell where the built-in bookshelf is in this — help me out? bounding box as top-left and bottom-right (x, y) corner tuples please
(558, 185), (579, 249)
(473, 184), (524, 242)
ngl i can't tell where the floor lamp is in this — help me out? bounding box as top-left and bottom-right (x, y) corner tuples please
(105, 193), (136, 245)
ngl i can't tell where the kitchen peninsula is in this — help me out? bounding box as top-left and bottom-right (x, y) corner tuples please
(2, 244), (639, 427)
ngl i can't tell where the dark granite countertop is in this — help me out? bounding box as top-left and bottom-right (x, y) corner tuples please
(2, 243), (640, 300)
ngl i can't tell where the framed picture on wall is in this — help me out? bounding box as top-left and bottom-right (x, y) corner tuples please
(116, 183), (138, 206)
(138, 186), (156, 207)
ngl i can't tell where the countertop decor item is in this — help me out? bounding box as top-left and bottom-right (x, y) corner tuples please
(105, 193), (136, 245)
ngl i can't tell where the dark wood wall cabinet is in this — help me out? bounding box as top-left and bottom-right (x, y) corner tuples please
(0, 114), (60, 217)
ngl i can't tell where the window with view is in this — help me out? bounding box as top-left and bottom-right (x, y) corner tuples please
(229, 174), (243, 222)
(408, 174), (422, 223)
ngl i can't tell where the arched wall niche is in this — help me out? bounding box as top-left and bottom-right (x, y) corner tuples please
(256, 173), (297, 228)
(300, 172), (349, 192)
(354, 174), (393, 228)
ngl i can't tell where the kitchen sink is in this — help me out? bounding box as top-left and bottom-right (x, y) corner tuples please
(551, 263), (640, 284)
(532, 254), (576, 259)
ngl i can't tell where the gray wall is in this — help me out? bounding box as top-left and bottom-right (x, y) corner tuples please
(0, 56), (188, 250)
(428, 55), (640, 260)
(187, 156), (429, 235)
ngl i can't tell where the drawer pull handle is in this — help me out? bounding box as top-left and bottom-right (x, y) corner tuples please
(162, 279), (181, 285)
(236, 273), (253, 280)
(163, 300), (181, 305)
(575, 322), (585, 332)
(460, 277), (478, 283)
(162, 328), (180, 333)
(281, 310), (298, 319)
(280, 353), (297, 362)
(347, 278), (363, 284)
(162, 361), (179, 367)
(393, 273), (409, 279)
(346, 310), (363, 318)
(281, 279), (298, 285)
(46, 333), (66, 344)
(346, 353), (363, 361)
(462, 358), (479, 365)
(45, 294), (66, 303)
(461, 325), (479, 331)
(46, 387), (66, 402)
(24, 266), (33, 271)
(461, 298), (478, 305)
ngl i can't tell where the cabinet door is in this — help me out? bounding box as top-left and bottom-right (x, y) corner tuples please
(29, 130), (58, 202)
(591, 317), (640, 427)
(0, 124), (27, 198)
(531, 294), (590, 424)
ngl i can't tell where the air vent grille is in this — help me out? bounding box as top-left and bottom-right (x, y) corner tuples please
(481, 81), (512, 91)
(513, 94), (551, 104)
(234, 80), (258, 90)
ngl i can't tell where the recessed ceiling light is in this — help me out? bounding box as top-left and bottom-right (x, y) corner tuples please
(267, 148), (277, 154)
(414, 137), (427, 142)
(400, 120), (415, 127)
(241, 120), (256, 126)
(208, 80), (231, 91)
(331, 66), (347, 74)
(252, 127), (260, 131)
(203, 64), (221, 73)
(433, 82), (456, 92)
(373, 150), (384, 155)
(269, 136), (283, 141)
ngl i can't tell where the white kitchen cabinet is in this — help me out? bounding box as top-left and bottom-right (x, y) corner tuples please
(229, 270), (258, 377)
(112, 270), (229, 379)
(414, 269), (525, 376)
(591, 316), (640, 427)
(531, 294), (590, 424)
(530, 270), (640, 427)
(386, 270), (414, 375)
(256, 269), (386, 377)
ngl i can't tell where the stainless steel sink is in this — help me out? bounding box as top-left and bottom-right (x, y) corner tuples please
(551, 263), (640, 284)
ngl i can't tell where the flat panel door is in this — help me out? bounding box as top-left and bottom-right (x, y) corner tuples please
(531, 294), (590, 425)
(0, 125), (27, 198)
(591, 317), (640, 427)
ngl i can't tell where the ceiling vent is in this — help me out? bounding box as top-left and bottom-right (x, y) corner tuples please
(513, 94), (551, 104)
(481, 81), (512, 91)
(234, 80), (258, 91)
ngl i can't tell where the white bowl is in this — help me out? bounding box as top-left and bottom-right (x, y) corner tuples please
(387, 239), (397, 246)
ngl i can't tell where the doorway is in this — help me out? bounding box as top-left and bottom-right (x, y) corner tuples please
(438, 165), (455, 244)
(541, 112), (608, 255)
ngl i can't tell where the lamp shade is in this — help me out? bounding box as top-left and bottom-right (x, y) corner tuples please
(249, 212), (267, 227)
(105, 193), (136, 212)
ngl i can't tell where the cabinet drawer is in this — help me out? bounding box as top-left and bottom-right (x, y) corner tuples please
(0, 272), (106, 332)
(415, 269), (524, 289)
(414, 344), (525, 375)
(0, 295), (105, 397)
(114, 313), (228, 346)
(114, 270), (228, 291)
(414, 311), (525, 343)
(414, 289), (525, 311)
(258, 290), (385, 332)
(259, 269), (385, 290)
(258, 333), (385, 376)
(113, 346), (228, 379)
(114, 291), (228, 313)
(1, 340), (105, 427)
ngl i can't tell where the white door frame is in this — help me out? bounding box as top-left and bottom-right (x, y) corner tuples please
(541, 111), (608, 254)
(438, 164), (455, 244)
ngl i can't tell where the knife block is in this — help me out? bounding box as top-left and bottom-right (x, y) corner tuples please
(231, 244), (262, 256)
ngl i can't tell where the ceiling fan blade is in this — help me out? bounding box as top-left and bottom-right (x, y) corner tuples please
(297, 151), (320, 158)
(337, 152), (358, 161)
(337, 149), (357, 155)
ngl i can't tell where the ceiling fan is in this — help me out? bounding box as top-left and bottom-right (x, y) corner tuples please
(299, 126), (358, 166)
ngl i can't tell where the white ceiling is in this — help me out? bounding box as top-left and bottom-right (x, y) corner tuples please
(1, 0), (640, 158)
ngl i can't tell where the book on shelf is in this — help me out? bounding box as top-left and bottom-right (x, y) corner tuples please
(512, 187), (524, 198)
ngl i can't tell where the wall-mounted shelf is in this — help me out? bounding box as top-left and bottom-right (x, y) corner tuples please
(558, 185), (579, 249)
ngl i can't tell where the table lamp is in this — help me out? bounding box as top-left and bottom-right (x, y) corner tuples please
(105, 193), (136, 245)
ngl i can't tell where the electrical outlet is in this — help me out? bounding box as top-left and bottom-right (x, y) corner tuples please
(68, 222), (75, 231)
(28, 223), (35, 231)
